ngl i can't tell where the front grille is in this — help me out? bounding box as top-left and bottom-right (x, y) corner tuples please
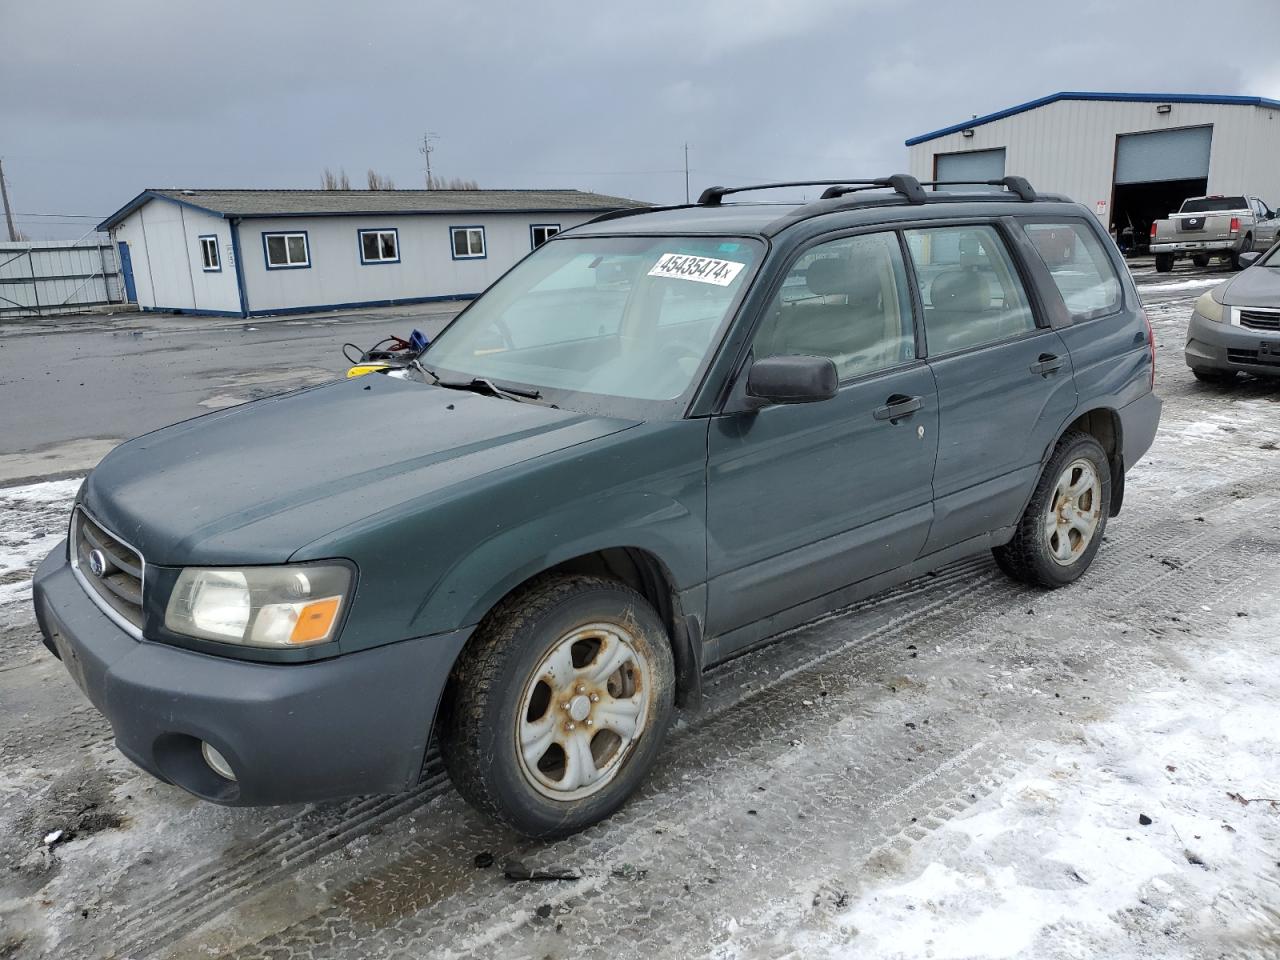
(1226, 348), (1280, 367)
(71, 508), (145, 637)
(1239, 309), (1280, 332)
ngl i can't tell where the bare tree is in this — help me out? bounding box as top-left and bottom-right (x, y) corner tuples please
(366, 169), (396, 190)
(321, 167), (351, 190)
(435, 176), (479, 190)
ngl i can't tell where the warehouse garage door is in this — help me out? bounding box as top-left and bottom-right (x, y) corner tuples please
(1112, 125), (1212, 254)
(934, 149), (1006, 191)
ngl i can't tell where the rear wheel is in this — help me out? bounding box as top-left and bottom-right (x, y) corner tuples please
(438, 575), (675, 838)
(1191, 253), (1211, 268)
(1154, 253), (1174, 273)
(994, 431), (1110, 588)
(1230, 236), (1254, 271)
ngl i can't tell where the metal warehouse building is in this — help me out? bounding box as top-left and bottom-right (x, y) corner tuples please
(906, 92), (1280, 242)
(96, 188), (646, 317)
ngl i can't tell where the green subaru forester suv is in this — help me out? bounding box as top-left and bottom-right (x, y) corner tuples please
(35, 175), (1160, 837)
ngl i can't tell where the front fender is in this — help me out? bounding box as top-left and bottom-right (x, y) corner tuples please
(418, 488), (703, 634)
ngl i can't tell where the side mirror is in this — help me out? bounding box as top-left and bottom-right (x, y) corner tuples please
(745, 355), (838, 406)
(1239, 251), (1262, 269)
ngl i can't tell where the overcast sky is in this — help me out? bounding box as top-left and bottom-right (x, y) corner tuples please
(3, 0), (1279, 239)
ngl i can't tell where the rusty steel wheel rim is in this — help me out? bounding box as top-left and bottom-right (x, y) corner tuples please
(515, 622), (651, 801)
(1045, 457), (1102, 566)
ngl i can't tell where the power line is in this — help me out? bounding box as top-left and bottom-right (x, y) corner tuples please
(13, 212), (107, 219)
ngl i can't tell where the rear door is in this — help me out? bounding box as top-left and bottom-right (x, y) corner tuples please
(905, 222), (1076, 554)
(705, 230), (938, 644)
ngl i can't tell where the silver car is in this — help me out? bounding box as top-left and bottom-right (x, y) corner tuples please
(1185, 242), (1280, 382)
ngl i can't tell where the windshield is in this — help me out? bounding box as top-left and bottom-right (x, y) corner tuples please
(423, 235), (764, 411)
(1181, 197), (1247, 213)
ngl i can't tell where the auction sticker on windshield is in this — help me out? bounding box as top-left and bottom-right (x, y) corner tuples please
(648, 253), (745, 286)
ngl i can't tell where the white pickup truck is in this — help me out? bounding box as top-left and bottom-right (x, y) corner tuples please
(1150, 195), (1280, 272)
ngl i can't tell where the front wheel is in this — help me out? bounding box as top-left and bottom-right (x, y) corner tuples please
(1192, 367), (1237, 384)
(438, 575), (675, 838)
(994, 431), (1111, 588)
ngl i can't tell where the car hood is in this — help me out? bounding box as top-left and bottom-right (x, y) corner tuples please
(1219, 266), (1280, 307)
(82, 374), (636, 565)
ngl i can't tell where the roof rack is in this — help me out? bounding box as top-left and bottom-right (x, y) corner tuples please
(697, 174), (928, 206)
(918, 176), (1038, 201)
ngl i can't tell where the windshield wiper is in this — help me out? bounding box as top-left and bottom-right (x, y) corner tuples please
(411, 361), (541, 403)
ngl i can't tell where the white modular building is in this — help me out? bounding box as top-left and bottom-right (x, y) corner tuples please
(96, 188), (646, 317)
(905, 92), (1280, 241)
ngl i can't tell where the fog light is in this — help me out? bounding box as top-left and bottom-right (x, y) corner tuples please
(201, 741), (237, 781)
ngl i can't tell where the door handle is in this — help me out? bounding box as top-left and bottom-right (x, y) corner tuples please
(1030, 353), (1064, 376)
(873, 394), (923, 422)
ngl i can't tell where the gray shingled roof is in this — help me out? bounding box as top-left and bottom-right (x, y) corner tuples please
(98, 188), (647, 229)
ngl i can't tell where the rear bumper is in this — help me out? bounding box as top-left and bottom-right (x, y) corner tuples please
(33, 544), (470, 805)
(1150, 240), (1237, 254)
(1119, 391), (1161, 471)
(1185, 311), (1280, 377)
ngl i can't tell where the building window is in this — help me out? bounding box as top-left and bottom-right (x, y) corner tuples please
(450, 226), (486, 260)
(359, 228), (400, 264)
(263, 231), (310, 269)
(199, 235), (221, 272)
(530, 224), (560, 249)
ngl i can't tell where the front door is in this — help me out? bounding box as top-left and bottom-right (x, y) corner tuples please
(117, 241), (137, 303)
(706, 230), (939, 645)
(903, 223), (1077, 553)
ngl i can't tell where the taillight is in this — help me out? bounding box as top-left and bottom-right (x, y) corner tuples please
(1141, 307), (1156, 388)
(1150, 222), (1158, 238)
(1230, 217), (1240, 233)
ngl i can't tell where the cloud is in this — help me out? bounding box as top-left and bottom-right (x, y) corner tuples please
(2, 0), (1278, 238)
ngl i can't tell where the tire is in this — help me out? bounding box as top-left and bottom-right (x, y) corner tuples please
(1154, 253), (1174, 273)
(1230, 236), (1253, 271)
(993, 431), (1111, 589)
(1192, 367), (1237, 384)
(1191, 253), (1211, 268)
(438, 574), (675, 838)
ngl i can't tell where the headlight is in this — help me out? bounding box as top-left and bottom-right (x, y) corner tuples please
(1194, 289), (1230, 324)
(165, 563), (353, 647)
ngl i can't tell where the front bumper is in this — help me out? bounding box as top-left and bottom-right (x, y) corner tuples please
(32, 544), (470, 805)
(1185, 310), (1280, 378)
(1150, 240), (1237, 254)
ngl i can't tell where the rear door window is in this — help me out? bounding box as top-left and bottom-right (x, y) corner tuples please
(904, 224), (1036, 355)
(1021, 220), (1122, 320)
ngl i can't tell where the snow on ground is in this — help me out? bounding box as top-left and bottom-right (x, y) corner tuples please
(803, 608), (1280, 959)
(1134, 277), (1227, 294)
(0, 479), (80, 606)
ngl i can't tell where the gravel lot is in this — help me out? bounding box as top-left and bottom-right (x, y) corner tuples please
(2, 263), (1278, 960)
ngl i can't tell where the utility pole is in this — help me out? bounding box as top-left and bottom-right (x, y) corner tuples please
(683, 144), (690, 204)
(0, 158), (16, 242)
(419, 132), (439, 189)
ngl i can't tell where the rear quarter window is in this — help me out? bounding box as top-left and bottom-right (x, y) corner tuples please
(1022, 221), (1121, 320)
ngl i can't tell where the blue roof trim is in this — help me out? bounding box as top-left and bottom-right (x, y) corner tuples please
(905, 91), (1280, 146)
(97, 190), (226, 231)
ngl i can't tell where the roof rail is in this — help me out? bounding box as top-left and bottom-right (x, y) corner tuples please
(918, 176), (1038, 201)
(697, 174), (927, 207)
(580, 203), (694, 226)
